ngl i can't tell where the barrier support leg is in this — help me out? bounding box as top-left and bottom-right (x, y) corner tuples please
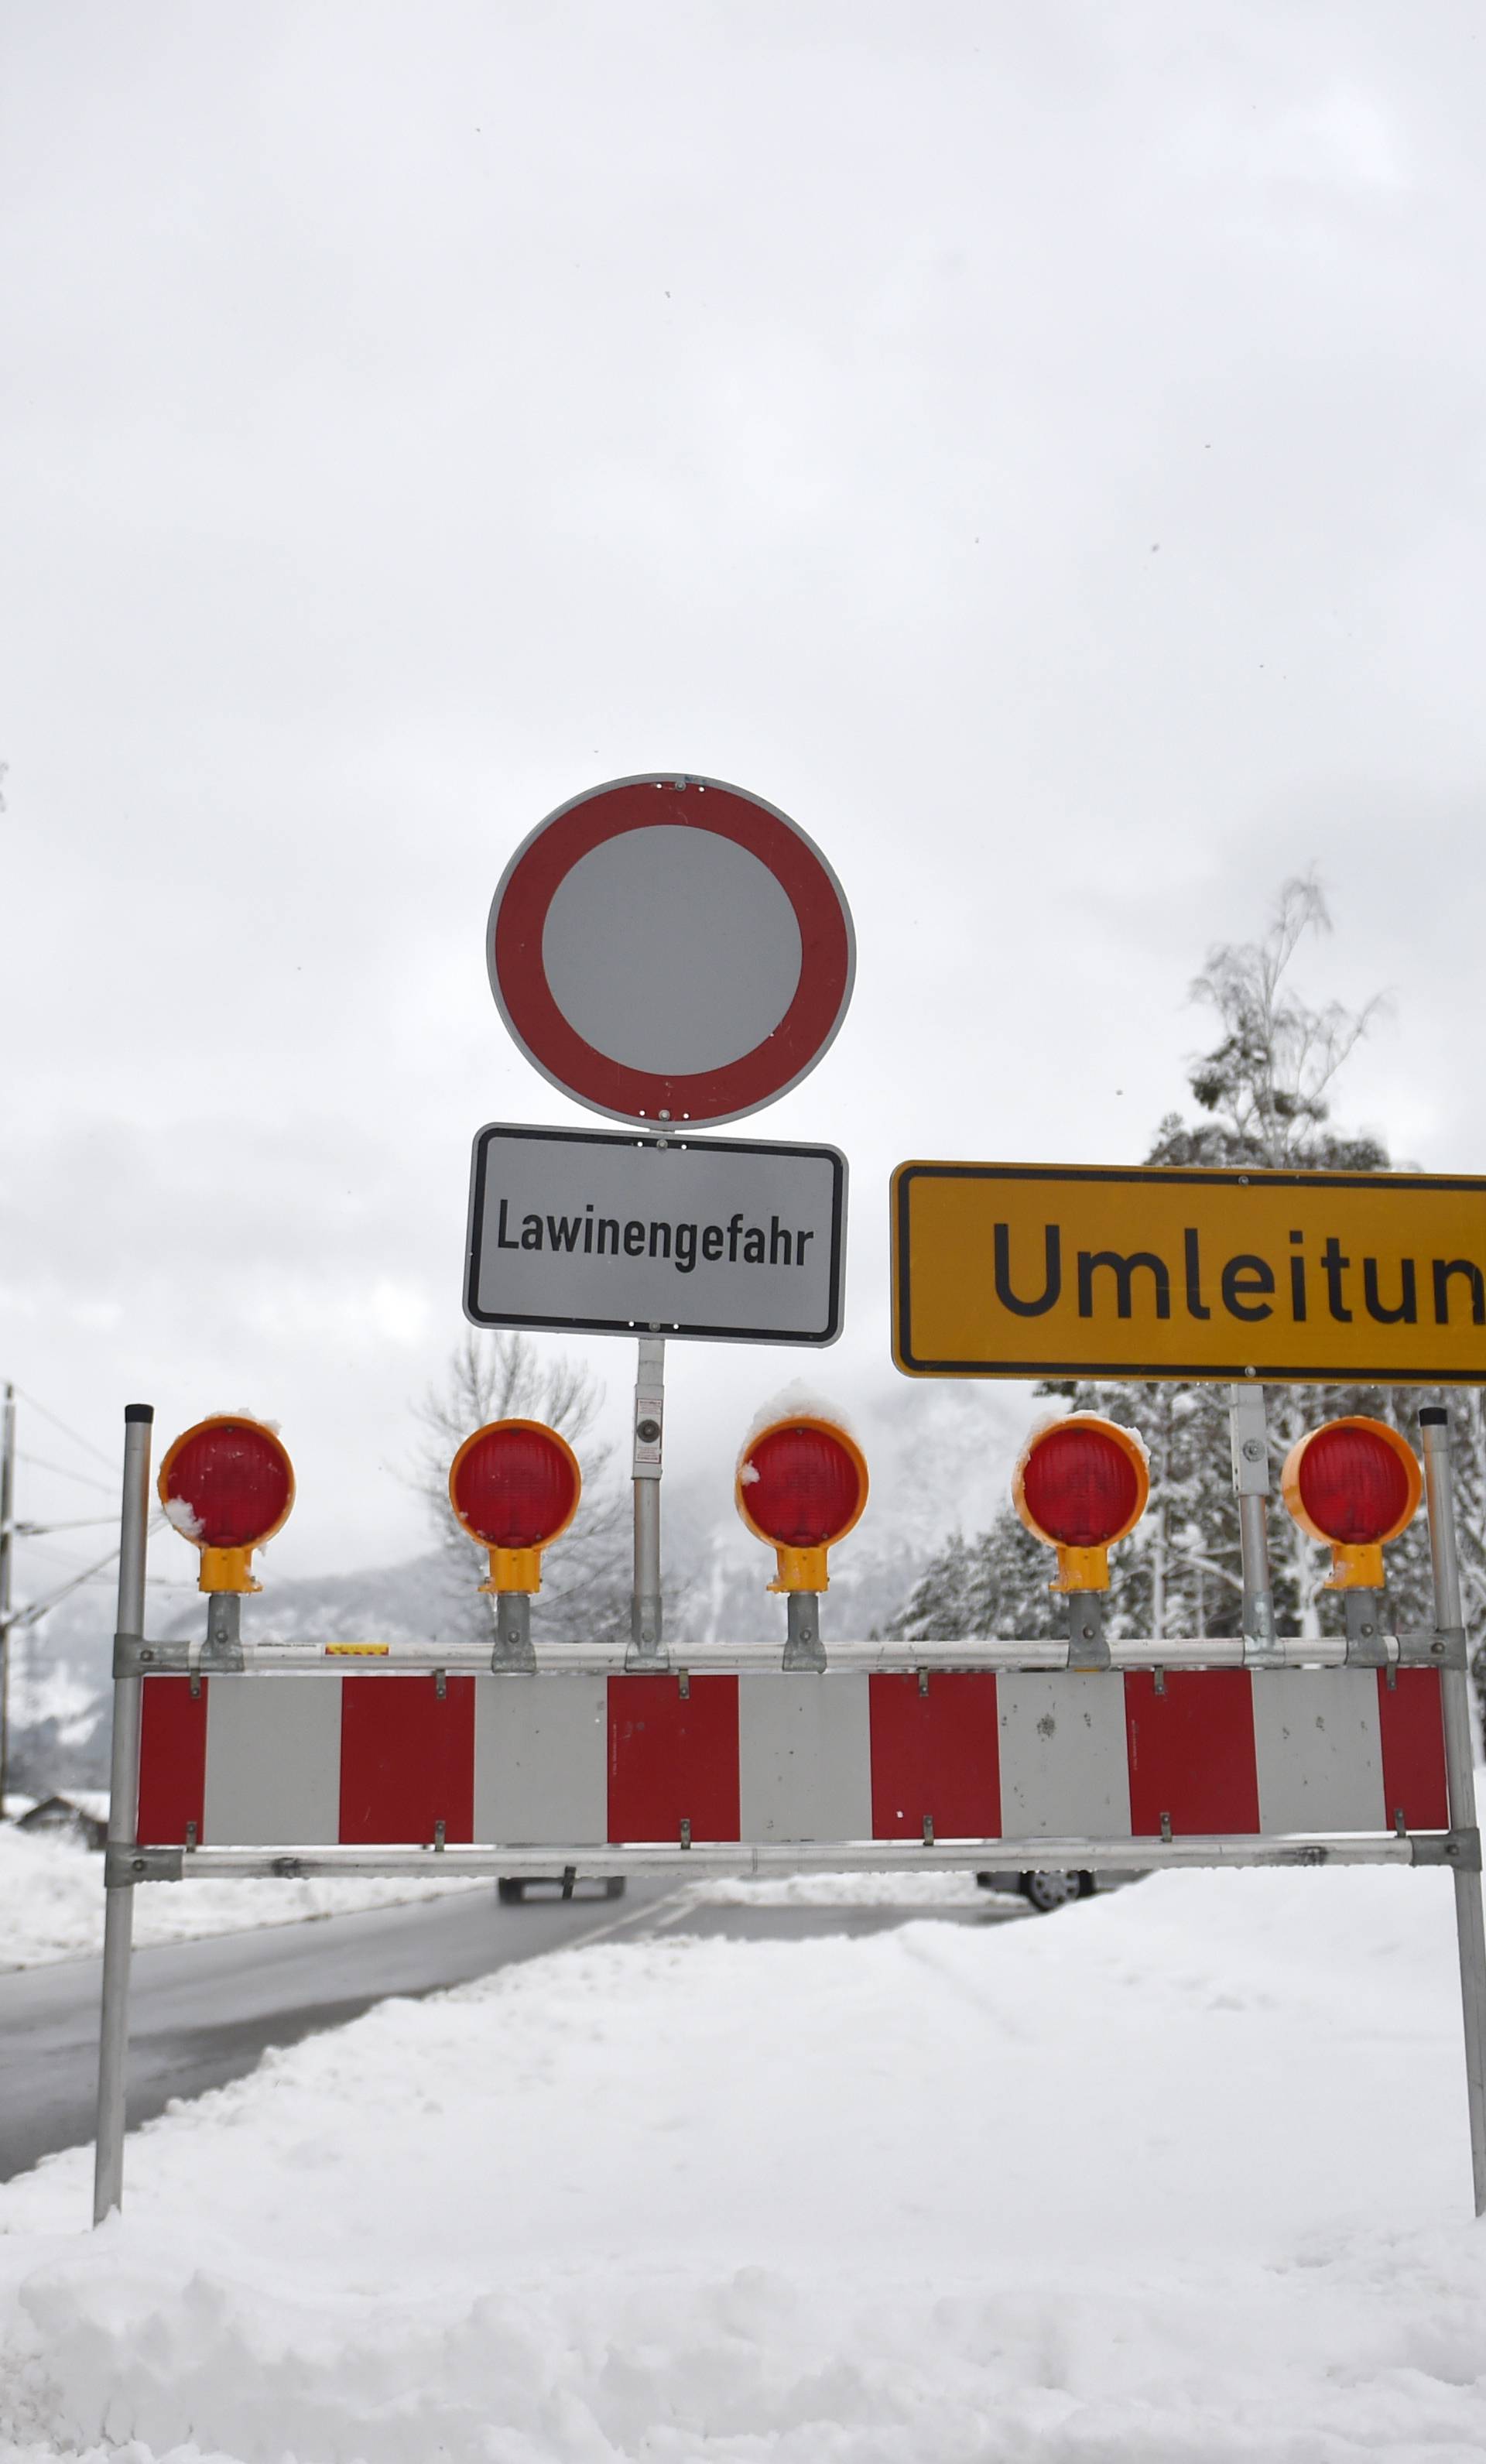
(93, 1404), (152, 2226)
(1420, 1406), (1486, 2219)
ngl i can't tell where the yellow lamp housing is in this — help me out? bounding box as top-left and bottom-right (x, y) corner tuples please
(1280, 1416), (1421, 1592)
(447, 1418), (583, 1595)
(1012, 1414), (1150, 1595)
(734, 1414), (869, 1594)
(157, 1414), (296, 1595)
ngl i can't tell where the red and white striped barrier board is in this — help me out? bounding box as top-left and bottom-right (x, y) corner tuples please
(135, 1666), (1449, 1850)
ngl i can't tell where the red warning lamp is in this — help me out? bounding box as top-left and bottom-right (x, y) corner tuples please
(449, 1418), (581, 1594)
(1281, 1416), (1421, 1589)
(735, 1415), (868, 1592)
(1013, 1414), (1149, 1593)
(158, 1414), (296, 1595)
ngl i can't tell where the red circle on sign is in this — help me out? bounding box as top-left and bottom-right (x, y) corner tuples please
(159, 1418), (295, 1551)
(488, 776), (854, 1127)
(1019, 1423), (1143, 1548)
(738, 1421), (867, 1549)
(449, 1420), (581, 1551)
(1296, 1422), (1415, 1546)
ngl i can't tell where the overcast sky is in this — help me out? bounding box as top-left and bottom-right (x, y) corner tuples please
(4, 1), (1485, 1599)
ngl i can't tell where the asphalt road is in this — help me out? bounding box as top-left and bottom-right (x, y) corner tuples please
(0, 1880), (1028, 2184)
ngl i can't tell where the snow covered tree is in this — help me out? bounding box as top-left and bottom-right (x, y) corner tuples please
(1084, 877), (1443, 1642)
(883, 1510), (1059, 1643)
(1172, 875), (1387, 1170)
(885, 878), (1480, 1667)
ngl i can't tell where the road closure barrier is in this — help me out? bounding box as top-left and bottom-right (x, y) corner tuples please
(92, 1390), (1486, 2231)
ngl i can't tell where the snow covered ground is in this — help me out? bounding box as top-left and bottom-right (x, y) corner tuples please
(693, 1866), (993, 1907)
(0, 1822), (485, 1971)
(3, 1845), (1485, 2459)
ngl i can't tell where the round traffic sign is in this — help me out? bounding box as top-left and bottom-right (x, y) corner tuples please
(488, 775), (854, 1126)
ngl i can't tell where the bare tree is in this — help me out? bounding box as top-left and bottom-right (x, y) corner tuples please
(413, 1331), (632, 1643)
(1183, 875), (1389, 1167)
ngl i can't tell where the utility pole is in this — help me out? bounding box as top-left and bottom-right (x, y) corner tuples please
(0, 1383), (15, 1819)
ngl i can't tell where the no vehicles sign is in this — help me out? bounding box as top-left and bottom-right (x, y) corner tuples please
(892, 1161), (1486, 1383)
(467, 1123), (846, 1345)
(486, 776), (854, 1129)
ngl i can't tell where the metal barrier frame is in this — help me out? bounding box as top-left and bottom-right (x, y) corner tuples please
(94, 1405), (1486, 2223)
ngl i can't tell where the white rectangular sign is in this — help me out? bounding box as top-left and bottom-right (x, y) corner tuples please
(464, 1122), (847, 1344)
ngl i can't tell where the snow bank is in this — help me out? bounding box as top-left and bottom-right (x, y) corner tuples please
(691, 1866), (992, 1907)
(3, 1841), (1486, 2458)
(0, 1823), (485, 1971)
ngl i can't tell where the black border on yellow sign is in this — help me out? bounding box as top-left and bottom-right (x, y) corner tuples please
(891, 1161), (1486, 1383)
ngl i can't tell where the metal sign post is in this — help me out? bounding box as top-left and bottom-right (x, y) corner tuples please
(93, 1403), (152, 2225)
(1419, 1406), (1486, 2216)
(1229, 1383), (1281, 1660)
(631, 1336), (665, 1666)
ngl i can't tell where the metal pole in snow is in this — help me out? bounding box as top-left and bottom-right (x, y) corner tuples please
(93, 1403), (152, 2226)
(631, 1338), (665, 1665)
(1419, 1406), (1486, 2219)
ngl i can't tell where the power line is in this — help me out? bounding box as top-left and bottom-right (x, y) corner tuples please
(16, 1453), (115, 1495)
(12, 1388), (117, 1472)
(12, 1569), (194, 1604)
(12, 1516), (117, 1536)
(5, 1515), (173, 1627)
(11, 1539), (104, 1571)
(9, 1542), (123, 1626)
(15, 1508), (163, 1570)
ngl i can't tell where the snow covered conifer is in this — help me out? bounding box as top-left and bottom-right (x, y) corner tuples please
(885, 878), (1481, 1678)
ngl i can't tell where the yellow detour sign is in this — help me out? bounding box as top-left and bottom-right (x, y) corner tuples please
(892, 1162), (1486, 1384)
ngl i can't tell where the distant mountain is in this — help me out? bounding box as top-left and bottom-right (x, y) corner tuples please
(5, 1552), (472, 1794)
(6, 1585), (120, 1794)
